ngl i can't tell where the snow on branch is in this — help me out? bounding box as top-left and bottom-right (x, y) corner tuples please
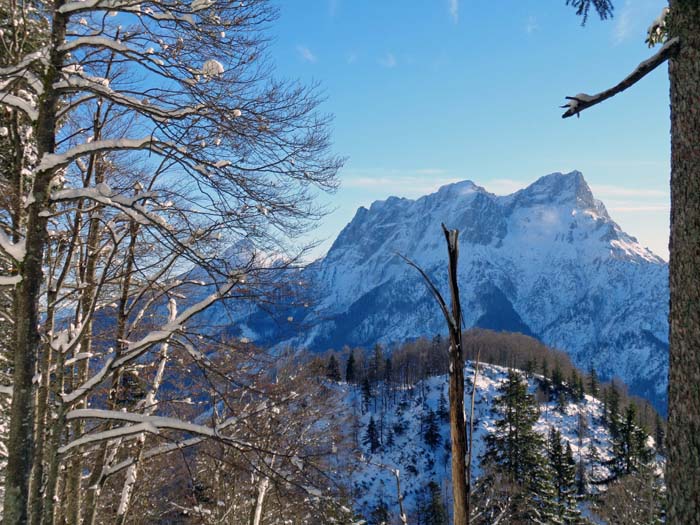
(58, 422), (159, 454)
(113, 280), (235, 368)
(0, 50), (48, 79)
(37, 137), (157, 172)
(63, 281), (235, 404)
(64, 409), (251, 448)
(0, 275), (22, 286)
(561, 37), (679, 118)
(58, 0), (196, 25)
(0, 385), (12, 396)
(0, 93), (38, 121)
(0, 229), (26, 262)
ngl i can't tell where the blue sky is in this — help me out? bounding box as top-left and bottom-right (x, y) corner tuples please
(268, 0), (670, 259)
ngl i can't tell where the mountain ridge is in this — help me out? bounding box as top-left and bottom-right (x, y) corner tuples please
(206, 171), (669, 412)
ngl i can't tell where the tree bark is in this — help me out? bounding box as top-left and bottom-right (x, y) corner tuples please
(667, 2), (700, 523)
(2, 3), (66, 522)
(442, 226), (469, 525)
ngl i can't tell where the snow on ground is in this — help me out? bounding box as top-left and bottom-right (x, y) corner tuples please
(346, 362), (614, 519)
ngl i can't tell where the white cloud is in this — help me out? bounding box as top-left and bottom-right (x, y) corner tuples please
(378, 52), (397, 68)
(448, 0), (458, 23)
(297, 45), (317, 63)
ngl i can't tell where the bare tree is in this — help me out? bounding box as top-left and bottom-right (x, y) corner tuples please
(0, 0), (341, 522)
(401, 224), (477, 525)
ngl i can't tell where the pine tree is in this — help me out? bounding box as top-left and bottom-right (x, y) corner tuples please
(481, 370), (557, 522)
(607, 382), (621, 438)
(369, 500), (389, 525)
(588, 366), (599, 397)
(371, 343), (384, 383)
(383, 357), (392, 383)
(654, 414), (666, 456)
(361, 377), (373, 413)
(423, 481), (449, 525)
(424, 409), (441, 449)
(437, 391), (449, 422)
(557, 391), (568, 413)
(326, 355), (341, 382)
(552, 360), (564, 393)
(610, 403), (653, 477)
(548, 428), (583, 524)
(363, 416), (380, 454)
(345, 352), (356, 384)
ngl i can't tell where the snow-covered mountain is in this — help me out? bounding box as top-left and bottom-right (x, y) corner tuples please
(301, 171), (668, 410)
(204, 171), (668, 411)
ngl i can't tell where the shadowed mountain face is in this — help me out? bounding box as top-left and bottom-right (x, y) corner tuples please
(207, 171), (669, 411)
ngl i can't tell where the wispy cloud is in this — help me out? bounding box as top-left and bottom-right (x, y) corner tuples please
(526, 15), (538, 34)
(591, 184), (667, 198)
(448, 0), (459, 23)
(607, 204), (669, 212)
(328, 0), (339, 17)
(487, 179), (527, 195)
(378, 52), (397, 68)
(346, 51), (358, 64)
(297, 45), (317, 63)
(343, 169), (457, 196)
(614, 0), (634, 43)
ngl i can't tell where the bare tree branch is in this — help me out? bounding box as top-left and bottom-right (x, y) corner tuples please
(562, 37), (680, 118)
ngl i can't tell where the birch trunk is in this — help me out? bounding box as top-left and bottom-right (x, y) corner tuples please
(2, 3), (67, 522)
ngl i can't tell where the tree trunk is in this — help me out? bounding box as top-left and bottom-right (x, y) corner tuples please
(667, 2), (700, 523)
(442, 227), (469, 525)
(2, 4), (67, 522)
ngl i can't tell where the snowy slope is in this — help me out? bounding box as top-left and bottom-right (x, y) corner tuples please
(298, 171), (668, 410)
(346, 362), (617, 521)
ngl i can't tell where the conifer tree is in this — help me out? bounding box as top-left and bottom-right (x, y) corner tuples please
(552, 360), (564, 393)
(548, 428), (583, 524)
(326, 355), (341, 382)
(607, 382), (621, 438)
(437, 391), (449, 422)
(371, 343), (384, 383)
(588, 366), (600, 398)
(424, 409), (441, 449)
(383, 357), (392, 384)
(481, 370), (556, 522)
(557, 391), (568, 413)
(610, 404), (653, 477)
(423, 481), (449, 525)
(361, 377), (373, 413)
(369, 500), (389, 525)
(363, 416), (380, 454)
(346, 352), (357, 384)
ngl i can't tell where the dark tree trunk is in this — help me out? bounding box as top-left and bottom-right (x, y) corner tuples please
(2, 4), (66, 522)
(442, 227), (469, 525)
(667, 2), (700, 523)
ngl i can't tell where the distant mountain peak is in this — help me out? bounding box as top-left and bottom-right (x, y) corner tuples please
(507, 170), (597, 210)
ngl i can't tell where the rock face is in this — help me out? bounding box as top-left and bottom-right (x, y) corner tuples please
(300, 171), (668, 410)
